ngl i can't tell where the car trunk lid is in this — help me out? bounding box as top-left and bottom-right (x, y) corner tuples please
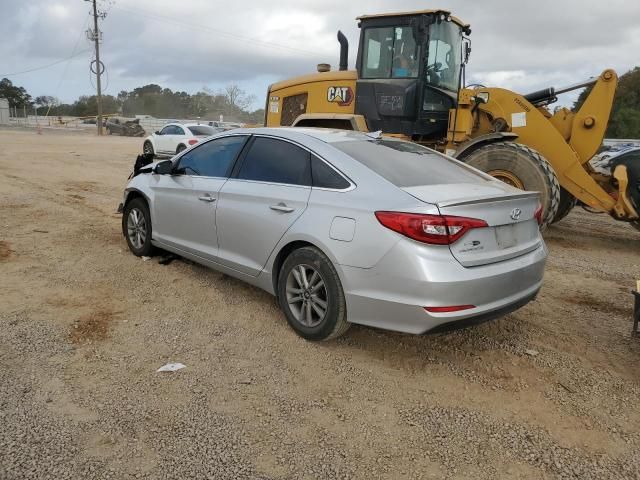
(403, 183), (542, 267)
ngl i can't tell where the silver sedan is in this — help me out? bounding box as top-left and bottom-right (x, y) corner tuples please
(121, 127), (547, 340)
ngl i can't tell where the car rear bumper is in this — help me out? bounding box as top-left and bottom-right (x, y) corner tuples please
(339, 238), (547, 334)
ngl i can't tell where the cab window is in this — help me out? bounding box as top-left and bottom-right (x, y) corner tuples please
(425, 21), (462, 91)
(362, 26), (419, 79)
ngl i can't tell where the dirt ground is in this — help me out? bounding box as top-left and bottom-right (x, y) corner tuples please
(1, 128), (639, 480)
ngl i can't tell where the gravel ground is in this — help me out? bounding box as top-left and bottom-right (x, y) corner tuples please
(1, 129), (639, 479)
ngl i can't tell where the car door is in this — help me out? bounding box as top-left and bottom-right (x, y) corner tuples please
(151, 135), (249, 259)
(155, 125), (174, 154)
(216, 136), (312, 276)
(168, 125), (187, 153)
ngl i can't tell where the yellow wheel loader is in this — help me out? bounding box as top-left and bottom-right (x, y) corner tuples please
(265, 10), (639, 230)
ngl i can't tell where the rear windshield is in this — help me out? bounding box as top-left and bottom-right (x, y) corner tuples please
(188, 125), (217, 136)
(333, 139), (489, 187)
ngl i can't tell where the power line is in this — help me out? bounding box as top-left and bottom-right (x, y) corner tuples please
(110, 4), (323, 58)
(45, 14), (92, 117)
(0, 49), (92, 77)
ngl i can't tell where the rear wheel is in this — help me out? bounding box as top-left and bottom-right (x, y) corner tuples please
(277, 246), (349, 341)
(176, 144), (186, 154)
(460, 142), (560, 230)
(552, 187), (577, 224)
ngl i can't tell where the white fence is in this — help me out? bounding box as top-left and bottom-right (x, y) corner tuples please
(0, 99), (9, 124)
(0, 113), (243, 133)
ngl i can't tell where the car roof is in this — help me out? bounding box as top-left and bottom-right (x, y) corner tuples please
(162, 122), (215, 127)
(229, 127), (380, 145)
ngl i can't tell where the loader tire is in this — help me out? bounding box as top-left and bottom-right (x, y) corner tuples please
(551, 187), (577, 224)
(460, 142), (560, 230)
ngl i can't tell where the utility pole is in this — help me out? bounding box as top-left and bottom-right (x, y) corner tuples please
(88, 0), (104, 135)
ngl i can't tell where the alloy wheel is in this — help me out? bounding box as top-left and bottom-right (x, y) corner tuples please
(127, 207), (147, 249)
(285, 264), (328, 327)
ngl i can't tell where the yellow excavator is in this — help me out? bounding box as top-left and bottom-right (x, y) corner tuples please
(265, 9), (639, 230)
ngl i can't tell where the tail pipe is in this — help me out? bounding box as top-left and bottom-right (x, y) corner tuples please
(337, 30), (348, 71)
(524, 78), (598, 106)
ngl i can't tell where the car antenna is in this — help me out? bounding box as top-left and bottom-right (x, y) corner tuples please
(365, 130), (383, 140)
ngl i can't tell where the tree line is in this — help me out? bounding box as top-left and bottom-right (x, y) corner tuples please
(3, 66), (640, 135)
(0, 78), (264, 124)
(573, 67), (640, 139)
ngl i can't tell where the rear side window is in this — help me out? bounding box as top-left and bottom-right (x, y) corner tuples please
(236, 137), (311, 186)
(334, 139), (489, 187)
(188, 125), (216, 136)
(176, 135), (247, 177)
(311, 155), (350, 189)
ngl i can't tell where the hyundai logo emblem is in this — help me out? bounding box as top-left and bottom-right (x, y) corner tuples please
(510, 208), (522, 221)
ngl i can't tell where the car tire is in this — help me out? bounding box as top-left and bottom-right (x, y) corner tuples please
(176, 144), (187, 154)
(551, 187), (577, 224)
(277, 246), (350, 341)
(143, 141), (155, 157)
(122, 198), (154, 257)
(460, 142), (560, 230)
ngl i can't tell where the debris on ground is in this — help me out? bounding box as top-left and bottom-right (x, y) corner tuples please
(156, 362), (187, 373)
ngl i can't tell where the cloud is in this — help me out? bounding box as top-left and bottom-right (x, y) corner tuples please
(0, 0), (638, 110)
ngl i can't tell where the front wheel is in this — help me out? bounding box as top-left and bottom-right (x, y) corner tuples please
(277, 246), (349, 341)
(460, 142), (560, 230)
(143, 141), (154, 157)
(122, 198), (154, 257)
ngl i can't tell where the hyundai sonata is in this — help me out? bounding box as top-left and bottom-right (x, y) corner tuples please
(120, 127), (547, 340)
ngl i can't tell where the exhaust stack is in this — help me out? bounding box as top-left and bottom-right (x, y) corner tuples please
(337, 30), (348, 71)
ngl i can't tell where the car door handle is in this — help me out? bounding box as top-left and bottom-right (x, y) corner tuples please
(198, 195), (216, 203)
(270, 203), (295, 213)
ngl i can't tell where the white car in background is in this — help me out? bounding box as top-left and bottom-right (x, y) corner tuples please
(143, 123), (224, 157)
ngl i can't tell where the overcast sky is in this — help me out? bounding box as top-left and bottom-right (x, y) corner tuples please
(1, 0), (638, 110)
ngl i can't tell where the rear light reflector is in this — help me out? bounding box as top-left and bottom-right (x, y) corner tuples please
(424, 305), (475, 313)
(375, 211), (487, 245)
(534, 203), (543, 225)
(188, 139), (199, 145)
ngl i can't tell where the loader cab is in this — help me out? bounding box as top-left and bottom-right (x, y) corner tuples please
(354, 11), (470, 141)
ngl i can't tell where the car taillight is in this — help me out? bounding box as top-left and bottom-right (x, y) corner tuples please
(188, 139), (199, 145)
(374, 211), (488, 245)
(534, 203), (543, 225)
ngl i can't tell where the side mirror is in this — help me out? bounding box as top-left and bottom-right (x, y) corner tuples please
(155, 130), (161, 135)
(153, 160), (173, 175)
